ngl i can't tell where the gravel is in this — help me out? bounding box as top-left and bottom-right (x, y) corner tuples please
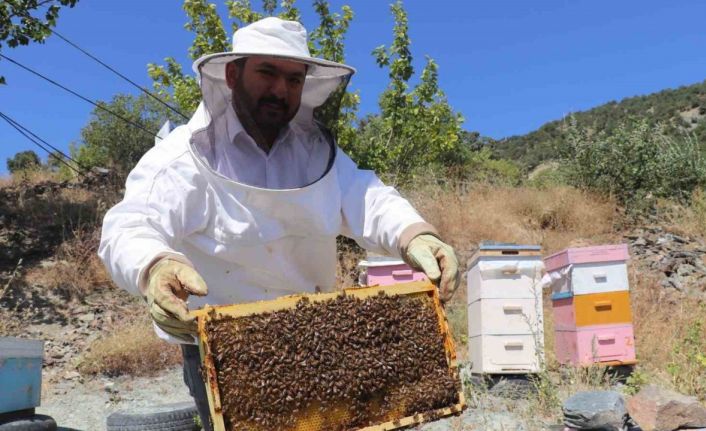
(36, 367), (193, 431)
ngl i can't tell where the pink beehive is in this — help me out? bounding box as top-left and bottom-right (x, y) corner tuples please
(545, 244), (637, 367)
(358, 258), (427, 287)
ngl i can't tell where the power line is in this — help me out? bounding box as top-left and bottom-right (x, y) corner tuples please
(0, 110), (88, 172)
(0, 53), (162, 141)
(6, 2), (190, 121)
(0, 111), (86, 177)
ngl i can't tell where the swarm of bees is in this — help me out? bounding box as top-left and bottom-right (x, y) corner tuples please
(206, 291), (461, 431)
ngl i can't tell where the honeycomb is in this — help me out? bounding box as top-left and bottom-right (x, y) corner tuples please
(201, 286), (463, 431)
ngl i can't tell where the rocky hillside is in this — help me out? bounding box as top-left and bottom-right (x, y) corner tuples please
(491, 79), (706, 169)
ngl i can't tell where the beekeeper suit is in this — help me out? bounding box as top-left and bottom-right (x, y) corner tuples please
(99, 17), (459, 430)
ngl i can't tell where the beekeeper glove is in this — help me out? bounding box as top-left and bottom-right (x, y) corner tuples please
(404, 234), (460, 303)
(145, 258), (208, 342)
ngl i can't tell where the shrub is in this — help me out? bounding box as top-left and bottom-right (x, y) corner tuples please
(563, 117), (706, 211)
(25, 227), (113, 300)
(78, 315), (182, 377)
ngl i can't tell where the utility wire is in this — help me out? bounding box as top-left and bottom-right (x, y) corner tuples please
(0, 110), (88, 173)
(0, 53), (162, 141)
(0, 111), (86, 177)
(6, 3), (189, 121)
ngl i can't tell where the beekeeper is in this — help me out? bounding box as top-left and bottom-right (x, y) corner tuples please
(99, 16), (459, 429)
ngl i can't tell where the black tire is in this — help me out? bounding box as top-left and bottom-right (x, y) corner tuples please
(0, 415), (57, 431)
(106, 402), (200, 431)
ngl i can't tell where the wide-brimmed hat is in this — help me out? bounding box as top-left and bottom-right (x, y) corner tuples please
(192, 17), (355, 82)
(191, 17), (355, 128)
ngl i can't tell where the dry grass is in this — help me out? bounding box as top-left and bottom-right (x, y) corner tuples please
(78, 314), (182, 377)
(0, 169), (65, 187)
(24, 227), (113, 300)
(658, 188), (706, 239)
(405, 182), (619, 259)
(630, 264), (706, 398)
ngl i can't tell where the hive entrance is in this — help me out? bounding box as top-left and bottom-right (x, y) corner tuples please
(201, 285), (462, 431)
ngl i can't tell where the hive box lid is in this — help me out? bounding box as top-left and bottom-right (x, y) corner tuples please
(544, 244), (629, 273)
(478, 241), (541, 252)
(469, 242), (543, 269)
(0, 337), (44, 358)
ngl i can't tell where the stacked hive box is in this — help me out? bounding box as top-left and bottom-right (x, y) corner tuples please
(357, 256), (427, 286)
(544, 244), (637, 366)
(0, 337), (44, 414)
(467, 244), (545, 374)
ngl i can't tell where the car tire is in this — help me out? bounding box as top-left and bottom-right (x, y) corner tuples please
(0, 414), (57, 431)
(106, 402), (200, 431)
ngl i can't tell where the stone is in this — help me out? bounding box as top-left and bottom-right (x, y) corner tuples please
(63, 370), (81, 380)
(77, 312), (95, 322)
(670, 234), (688, 244)
(627, 384), (706, 431)
(563, 391), (627, 431)
(676, 264), (697, 277)
(633, 237), (647, 247)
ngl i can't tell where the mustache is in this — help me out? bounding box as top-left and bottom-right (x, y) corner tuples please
(257, 96), (288, 111)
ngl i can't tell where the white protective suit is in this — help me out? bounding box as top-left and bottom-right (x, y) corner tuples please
(98, 18), (436, 342)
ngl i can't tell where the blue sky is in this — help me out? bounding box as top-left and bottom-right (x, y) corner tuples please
(1, 0), (705, 174)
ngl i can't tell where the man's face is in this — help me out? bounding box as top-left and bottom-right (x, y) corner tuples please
(226, 56), (307, 132)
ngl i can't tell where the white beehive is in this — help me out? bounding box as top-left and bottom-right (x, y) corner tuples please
(467, 243), (545, 374)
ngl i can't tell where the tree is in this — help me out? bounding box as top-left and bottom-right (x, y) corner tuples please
(7, 149), (40, 173)
(354, 1), (463, 182)
(0, 0), (79, 84)
(71, 94), (182, 178)
(147, 0), (358, 143)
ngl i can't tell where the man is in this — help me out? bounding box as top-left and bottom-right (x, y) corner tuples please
(99, 17), (460, 431)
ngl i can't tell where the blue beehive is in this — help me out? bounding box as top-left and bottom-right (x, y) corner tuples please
(0, 337), (44, 414)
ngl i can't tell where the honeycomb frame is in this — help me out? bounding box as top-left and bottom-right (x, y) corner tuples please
(191, 281), (466, 431)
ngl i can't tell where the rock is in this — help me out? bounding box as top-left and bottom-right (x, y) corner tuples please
(676, 264), (697, 277)
(563, 391), (627, 430)
(633, 237), (648, 247)
(77, 312), (95, 322)
(63, 370), (81, 380)
(627, 384), (706, 431)
(670, 234), (688, 244)
(661, 276), (684, 291)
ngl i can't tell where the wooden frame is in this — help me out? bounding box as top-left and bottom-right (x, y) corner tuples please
(190, 281), (466, 431)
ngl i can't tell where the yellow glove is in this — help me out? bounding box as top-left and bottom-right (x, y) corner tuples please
(145, 258), (208, 342)
(404, 234), (460, 303)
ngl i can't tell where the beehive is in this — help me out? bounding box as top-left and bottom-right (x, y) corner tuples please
(544, 244), (637, 366)
(191, 281), (465, 431)
(357, 256), (427, 287)
(466, 243), (545, 374)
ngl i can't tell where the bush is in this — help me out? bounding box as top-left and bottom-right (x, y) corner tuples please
(78, 315), (182, 377)
(563, 118), (706, 211)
